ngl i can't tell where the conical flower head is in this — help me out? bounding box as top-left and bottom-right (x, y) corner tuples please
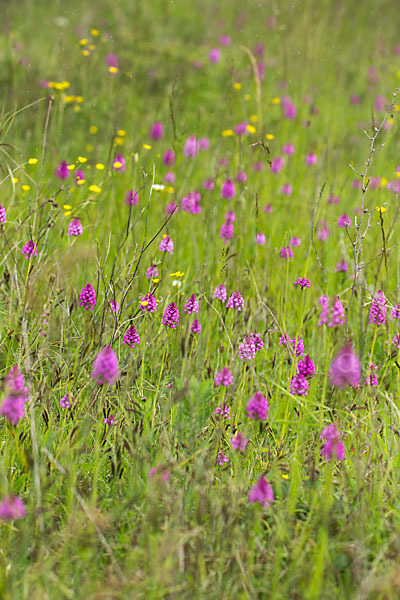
(227, 292), (244, 311)
(320, 423), (345, 461)
(290, 374), (309, 396)
(22, 240), (37, 259)
(328, 297), (345, 327)
(213, 285), (227, 302)
(0, 366), (29, 425)
(221, 179), (235, 199)
(79, 284), (96, 310)
(151, 122), (163, 141)
(146, 265), (159, 280)
(159, 235), (174, 254)
(238, 336), (256, 361)
(163, 149), (175, 166)
(390, 304), (400, 321)
(184, 294), (199, 315)
(297, 355), (315, 379)
(7, 366), (29, 398)
(184, 135), (198, 159)
(113, 153), (126, 172)
(140, 293), (157, 313)
(0, 204), (6, 223)
(162, 302), (179, 328)
(329, 344), (360, 388)
(230, 432), (247, 450)
(215, 367), (233, 386)
(92, 345), (119, 385)
(369, 290), (386, 326)
(68, 218), (83, 237)
(0, 496), (26, 520)
(225, 211), (236, 224)
(220, 222), (234, 242)
(248, 333), (263, 352)
(123, 326), (140, 348)
(248, 475), (274, 508)
(56, 160), (69, 180)
(190, 319), (202, 334)
(246, 392), (269, 420)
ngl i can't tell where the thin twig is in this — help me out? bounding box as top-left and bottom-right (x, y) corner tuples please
(345, 87), (399, 334)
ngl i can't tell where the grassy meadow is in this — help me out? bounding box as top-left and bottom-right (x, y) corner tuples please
(1, 0), (400, 598)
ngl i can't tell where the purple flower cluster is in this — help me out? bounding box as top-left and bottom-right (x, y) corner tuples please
(337, 213), (351, 228)
(279, 334), (304, 357)
(221, 178), (235, 199)
(123, 325), (140, 348)
(159, 235), (174, 254)
(151, 122), (163, 141)
(238, 333), (263, 361)
(230, 432), (247, 451)
(214, 403), (230, 421)
(22, 240), (37, 259)
(297, 355), (316, 379)
(329, 344), (360, 388)
(248, 475), (274, 508)
(246, 391), (269, 421)
(162, 302), (179, 328)
(220, 210), (236, 242)
(280, 245), (293, 259)
(56, 160), (69, 179)
(215, 367), (233, 386)
(294, 277), (311, 289)
(184, 135), (198, 159)
(213, 284), (227, 302)
(181, 191), (201, 214)
(290, 374), (309, 396)
(320, 423), (345, 461)
(369, 290), (386, 326)
(190, 319), (202, 334)
(255, 232), (266, 245)
(0, 204), (6, 223)
(390, 304), (400, 321)
(0, 496), (26, 521)
(126, 189), (138, 205)
(217, 451), (228, 465)
(146, 265), (159, 280)
(0, 366), (30, 425)
(140, 293), (157, 313)
(227, 291), (244, 311)
(335, 259), (348, 273)
(318, 295), (344, 327)
(79, 283), (96, 310)
(184, 294), (199, 314)
(60, 393), (71, 409)
(68, 218), (83, 237)
(92, 346), (119, 386)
